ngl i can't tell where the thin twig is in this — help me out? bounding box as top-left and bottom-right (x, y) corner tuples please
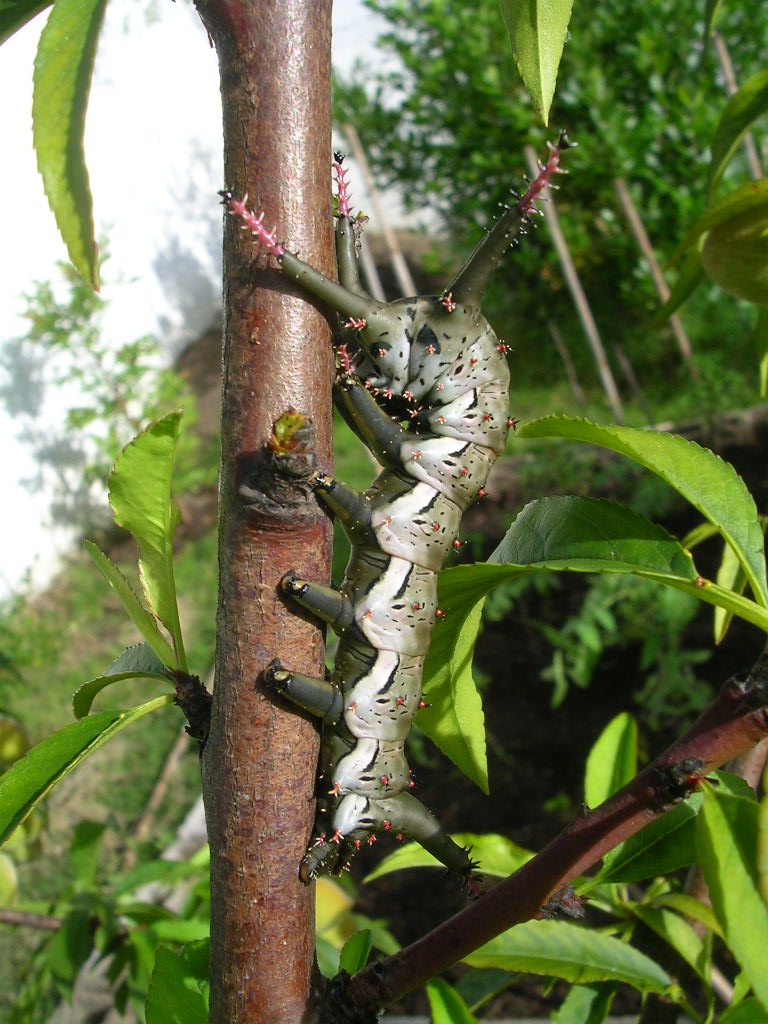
(0, 909), (63, 931)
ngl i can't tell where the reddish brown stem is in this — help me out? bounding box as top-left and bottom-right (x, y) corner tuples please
(194, 2), (334, 1022)
(347, 650), (768, 1011)
(0, 909), (63, 931)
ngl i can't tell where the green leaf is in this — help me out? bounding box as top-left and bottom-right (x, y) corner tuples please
(718, 997), (768, 1024)
(83, 542), (178, 669)
(73, 643), (172, 718)
(0, 714), (30, 770)
(701, 203), (768, 306)
(316, 935), (341, 979)
(499, 0), (574, 125)
(714, 536), (747, 644)
(365, 832), (532, 882)
(670, 179), (768, 262)
(0, 696), (173, 847)
(584, 713), (637, 809)
(108, 413), (186, 668)
(454, 968), (517, 1014)
(338, 930), (372, 975)
(697, 786), (768, 1009)
(653, 246), (704, 325)
(69, 819), (106, 889)
(755, 307), (768, 398)
(0, 852), (18, 904)
(464, 919), (671, 993)
(421, 582), (491, 793)
(592, 796), (702, 884)
(551, 983), (616, 1024)
(0, 0), (52, 44)
(518, 417), (768, 610)
(32, 0), (107, 288)
(630, 904), (708, 979)
(703, 0), (724, 41)
(149, 918), (210, 943)
(145, 944), (208, 1024)
(709, 70), (768, 193)
(426, 978), (478, 1024)
(760, 763), (768, 909)
(650, 893), (723, 940)
(48, 909), (92, 988)
(493, 496), (698, 579)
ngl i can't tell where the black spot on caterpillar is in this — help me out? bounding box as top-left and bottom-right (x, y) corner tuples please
(225, 136), (572, 884)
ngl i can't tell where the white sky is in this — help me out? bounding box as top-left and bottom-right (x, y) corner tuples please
(0, 0), (393, 596)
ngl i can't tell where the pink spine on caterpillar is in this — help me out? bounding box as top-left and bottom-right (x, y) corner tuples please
(517, 131), (571, 217)
(226, 193), (285, 258)
(333, 151), (352, 218)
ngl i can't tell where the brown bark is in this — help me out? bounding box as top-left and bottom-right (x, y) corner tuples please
(194, 2), (334, 1021)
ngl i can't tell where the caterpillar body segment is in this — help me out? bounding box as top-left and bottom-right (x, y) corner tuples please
(227, 138), (570, 883)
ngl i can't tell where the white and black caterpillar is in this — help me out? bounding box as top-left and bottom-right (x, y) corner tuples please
(224, 135), (569, 884)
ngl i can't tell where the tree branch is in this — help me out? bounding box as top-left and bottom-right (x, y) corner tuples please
(194, 2), (334, 1021)
(347, 648), (768, 1011)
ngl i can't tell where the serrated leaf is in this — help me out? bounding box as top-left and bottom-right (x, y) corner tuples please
(718, 997), (768, 1024)
(464, 919), (671, 993)
(0, 0), (51, 44)
(701, 203), (768, 306)
(421, 586), (490, 792)
(145, 945), (208, 1024)
(697, 786), (768, 1009)
(454, 968), (516, 1014)
(365, 832), (532, 883)
(650, 893), (722, 939)
(108, 413), (186, 667)
(518, 417), (768, 611)
(426, 978), (478, 1024)
(491, 495), (767, 631)
(551, 982), (616, 1024)
(499, 0), (573, 125)
(670, 179), (768, 262)
(714, 536), (746, 644)
(709, 69), (768, 194)
(592, 796), (702, 884)
(73, 643), (172, 718)
(493, 496), (699, 579)
(0, 696), (173, 847)
(584, 713), (637, 809)
(32, 0), (107, 287)
(339, 930), (372, 975)
(630, 904), (708, 979)
(83, 541), (177, 669)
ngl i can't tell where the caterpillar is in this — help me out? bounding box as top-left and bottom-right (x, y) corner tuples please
(223, 134), (569, 885)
